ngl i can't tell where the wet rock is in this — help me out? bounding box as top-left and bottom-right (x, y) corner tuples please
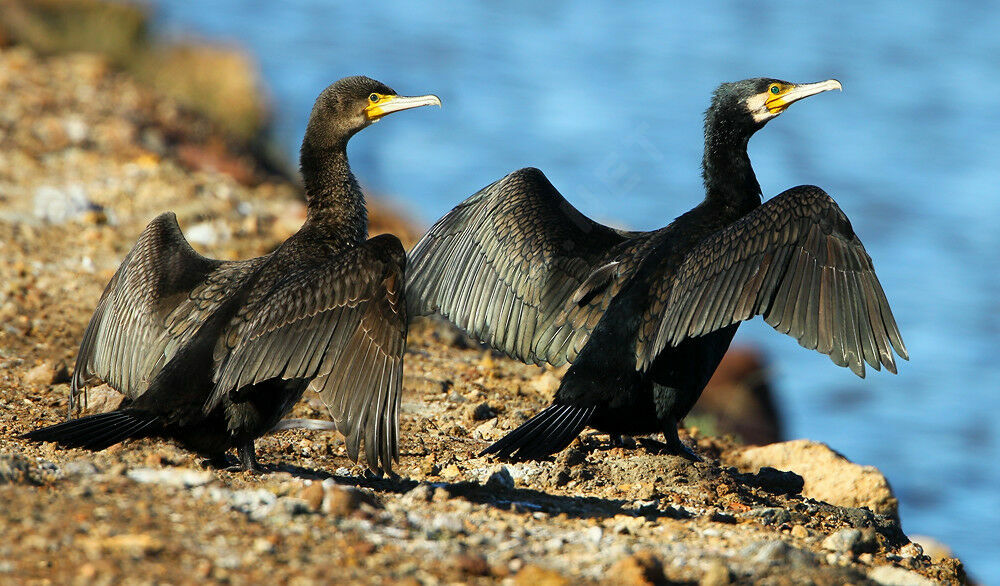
(732, 440), (898, 517)
(607, 551), (665, 586)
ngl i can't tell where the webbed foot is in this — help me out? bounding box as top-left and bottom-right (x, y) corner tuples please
(650, 422), (702, 462)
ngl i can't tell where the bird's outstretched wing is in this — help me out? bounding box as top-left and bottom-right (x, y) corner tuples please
(639, 185), (907, 377)
(210, 235), (407, 475)
(407, 167), (632, 366)
(72, 212), (224, 411)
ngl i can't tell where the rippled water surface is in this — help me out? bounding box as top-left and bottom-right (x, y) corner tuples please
(154, 1), (1000, 578)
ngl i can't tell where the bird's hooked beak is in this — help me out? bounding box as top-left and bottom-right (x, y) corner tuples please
(365, 93), (442, 122)
(765, 79), (842, 115)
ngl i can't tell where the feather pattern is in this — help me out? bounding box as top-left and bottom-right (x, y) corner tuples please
(406, 168), (635, 367)
(210, 235), (407, 475)
(71, 212), (231, 410)
(639, 185), (908, 376)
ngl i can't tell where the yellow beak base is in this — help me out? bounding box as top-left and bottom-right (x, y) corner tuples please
(365, 94), (442, 121)
(765, 79), (842, 114)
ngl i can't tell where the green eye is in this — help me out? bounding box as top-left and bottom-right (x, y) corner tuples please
(770, 85), (780, 95)
(369, 93), (379, 102)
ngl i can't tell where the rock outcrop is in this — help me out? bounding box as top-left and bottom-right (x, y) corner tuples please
(731, 440), (899, 518)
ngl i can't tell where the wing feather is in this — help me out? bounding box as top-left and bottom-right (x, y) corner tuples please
(210, 235), (407, 475)
(71, 212), (230, 412)
(640, 185), (907, 377)
(407, 168), (636, 366)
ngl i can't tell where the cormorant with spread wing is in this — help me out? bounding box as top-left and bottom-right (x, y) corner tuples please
(23, 76), (441, 474)
(407, 78), (906, 461)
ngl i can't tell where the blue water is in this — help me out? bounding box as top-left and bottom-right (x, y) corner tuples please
(153, 1), (999, 578)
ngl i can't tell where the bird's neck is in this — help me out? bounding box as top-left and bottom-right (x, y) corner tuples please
(299, 140), (368, 244)
(700, 121), (762, 219)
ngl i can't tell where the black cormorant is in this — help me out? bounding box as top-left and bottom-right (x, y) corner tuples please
(23, 76), (441, 474)
(406, 78), (906, 461)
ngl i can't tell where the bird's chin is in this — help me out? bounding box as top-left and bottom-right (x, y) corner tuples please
(750, 109), (779, 124)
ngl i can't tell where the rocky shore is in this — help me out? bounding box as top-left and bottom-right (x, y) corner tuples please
(0, 44), (968, 585)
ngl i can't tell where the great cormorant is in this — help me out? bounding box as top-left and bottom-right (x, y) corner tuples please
(23, 76), (441, 474)
(406, 78), (906, 461)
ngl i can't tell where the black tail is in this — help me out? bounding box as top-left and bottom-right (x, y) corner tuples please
(21, 409), (160, 451)
(480, 404), (594, 461)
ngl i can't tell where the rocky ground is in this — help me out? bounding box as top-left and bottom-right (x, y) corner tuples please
(0, 46), (969, 585)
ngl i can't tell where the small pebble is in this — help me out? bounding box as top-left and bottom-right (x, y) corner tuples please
(485, 467), (515, 491)
(700, 561), (732, 586)
(822, 528), (862, 553)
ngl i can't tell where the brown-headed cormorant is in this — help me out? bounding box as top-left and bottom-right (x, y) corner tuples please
(406, 78), (906, 461)
(23, 76), (441, 474)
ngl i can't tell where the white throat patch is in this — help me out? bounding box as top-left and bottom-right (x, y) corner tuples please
(746, 93), (772, 123)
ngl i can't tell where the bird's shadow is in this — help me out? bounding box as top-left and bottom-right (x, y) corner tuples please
(259, 461), (688, 522)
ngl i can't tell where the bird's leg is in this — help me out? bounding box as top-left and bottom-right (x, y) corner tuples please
(205, 452), (232, 469)
(235, 442), (261, 472)
(659, 420), (702, 462)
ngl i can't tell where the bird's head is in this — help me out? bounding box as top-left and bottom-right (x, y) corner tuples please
(708, 77), (842, 134)
(305, 76), (441, 148)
